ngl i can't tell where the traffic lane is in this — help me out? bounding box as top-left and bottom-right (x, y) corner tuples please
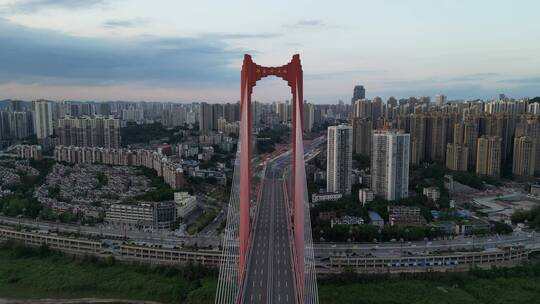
(272, 179), (295, 303)
(0, 216), (221, 247)
(243, 176), (295, 303)
(243, 183), (267, 302)
(243, 178), (274, 303)
(313, 234), (539, 252)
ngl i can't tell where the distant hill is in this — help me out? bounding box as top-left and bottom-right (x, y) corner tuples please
(0, 100), (32, 110)
(0, 100), (9, 109)
(530, 96), (540, 103)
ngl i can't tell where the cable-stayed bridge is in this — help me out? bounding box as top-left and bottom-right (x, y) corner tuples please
(215, 54), (319, 304)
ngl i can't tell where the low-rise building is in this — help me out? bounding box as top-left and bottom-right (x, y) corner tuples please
(368, 211), (384, 228)
(359, 170), (371, 188)
(331, 215), (364, 227)
(318, 210), (337, 221)
(157, 144), (173, 156)
(444, 174), (454, 191)
(455, 220), (491, 235)
(54, 145), (185, 190)
(199, 133), (223, 145)
(105, 201), (177, 230)
(177, 143), (199, 158)
(162, 162), (185, 190)
(388, 205), (426, 227)
(16, 144), (43, 160)
(359, 188), (375, 205)
(423, 187), (440, 202)
(312, 192), (342, 203)
(191, 168), (227, 185)
(430, 221), (456, 234)
(531, 185), (540, 197)
(313, 171), (326, 183)
(174, 192), (197, 218)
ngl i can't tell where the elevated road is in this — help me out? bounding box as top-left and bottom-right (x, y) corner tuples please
(0, 215), (219, 248)
(314, 232), (540, 258)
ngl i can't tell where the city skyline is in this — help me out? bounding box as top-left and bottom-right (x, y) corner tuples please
(2, 2), (540, 303)
(0, 0), (539, 103)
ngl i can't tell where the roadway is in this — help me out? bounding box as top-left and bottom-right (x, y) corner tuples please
(242, 162), (295, 303)
(5, 213), (538, 257)
(314, 232), (540, 258)
(0, 215), (220, 249)
(241, 136), (326, 303)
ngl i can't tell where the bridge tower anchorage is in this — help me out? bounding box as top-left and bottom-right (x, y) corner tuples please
(239, 54), (306, 297)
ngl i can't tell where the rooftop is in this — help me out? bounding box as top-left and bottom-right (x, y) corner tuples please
(368, 211), (383, 221)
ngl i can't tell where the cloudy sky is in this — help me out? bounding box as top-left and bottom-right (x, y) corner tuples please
(0, 0), (539, 103)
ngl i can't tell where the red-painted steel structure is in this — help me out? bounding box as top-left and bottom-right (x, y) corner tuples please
(239, 54), (305, 297)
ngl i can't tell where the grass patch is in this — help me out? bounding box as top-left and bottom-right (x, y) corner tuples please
(186, 209), (217, 235)
(0, 241), (216, 304)
(3, 240), (540, 303)
(128, 167), (174, 202)
(318, 264), (540, 304)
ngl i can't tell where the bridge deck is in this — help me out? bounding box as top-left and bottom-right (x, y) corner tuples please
(242, 165), (295, 304)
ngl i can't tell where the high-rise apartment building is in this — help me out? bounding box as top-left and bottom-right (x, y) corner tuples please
(409, 114), (427, 164)
(11, 111), (33, 139)
(212, 103), (224, 131)
(371, 129), (410, 201)
(352, 99), (371, 119)
(463, 120), (479, 169)
(386, 96), (398, 114)
(162, 104), (187, 128)
(482, 113), (514, 164)
(0, 111), (10, 139)
(199, 102), (213, 133)
(476, 136), (502, 177)
(103, 117), (121, 149)
(98, 103), (111, 116)
(528, 103), (540, 115)
(33, 99), (54, 140)
(223, 102), (240, 122)
(122, 105), (144, 123)
(352, 117), (371, 156)
(512, 136), (536, 177)
(0, 110), (33, 140)
(352, 85), (366, 104)
(435, 94), (447, 105)
(56, 116), (121, 148)
(371, 97), (383, 120)
(426, 113), (449, 163)
(303, 102), (315, 133)
(275, 102), (288, 123)
(419, 96), (431, 105)
(446, 143), (469, 171)
(452, 120), (478, 170)
(515, 114), (540, 173)
(9, 100), (24, 112)
(327, 125), (353, 195)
